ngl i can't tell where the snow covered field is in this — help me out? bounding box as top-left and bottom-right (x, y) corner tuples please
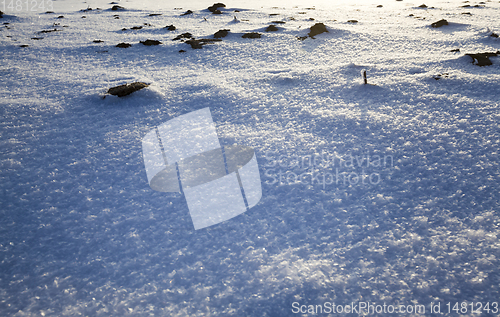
(1, 0), (500, 315)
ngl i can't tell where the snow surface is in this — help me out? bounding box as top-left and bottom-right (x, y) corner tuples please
(1, 0), (500, 316)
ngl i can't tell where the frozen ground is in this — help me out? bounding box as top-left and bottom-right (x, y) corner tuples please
(1, 0), (500, 316)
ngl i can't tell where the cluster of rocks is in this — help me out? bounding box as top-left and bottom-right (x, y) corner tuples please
(172, 31), (225, 49)
(0, 10), (4, 18)
(80, 7), (96, 12)
(461, 4), (484, 7)
(208, 3), (226, 14)
(122, 26), (143, 31)
(115, 39), (162, 48)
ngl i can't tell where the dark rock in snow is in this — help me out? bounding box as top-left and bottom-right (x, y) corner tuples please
(173, 32), (193, 40)
(131, 26), (143, 30)
(93, 39), (104, 43)
(179, 49), (186, 53)
(39, 29), (60, 33)
(271, 21), (286, 24)
(266, 24), (278, 32)
(418, 4), (428, 8)
(57, 15), (64, 18)
(347, 19), (358, 23)
(107, 82), (150, 97)
(308, 22), (328, 37)
(186, 39), (203, 49)
(212, 9), (223, 14)
(208, 3), (226, 12)
(140, 39), (162, 46)
(466, 51), (500, 66)
(165, 25), (176, 31)
(214, 29), (229, 38)
(377, 5), (383, 7)
(149, 13), (162, 16)
(450, 48), (460, 52)
(181, 10), (193, 16)
(111, 5), (124, 11)
(431, 19), (448, 27)
(242, 32), (261, 38)
(20, 44), (29, 47)
(0, 11), (4, 17)
(491, 32), (499, 38)
(185, 38), (222, 49)
(200, 38), (222, 43)
(116, 42), (132, 48)
(433, 73), (449, 80)
(31, 37), (44, 40)
(266, 25), (279, 32)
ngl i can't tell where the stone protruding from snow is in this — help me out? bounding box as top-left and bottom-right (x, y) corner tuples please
(208, 3), (226, 13)
(466, 51), (500, 66)
(173, 33), (193, 41)
(185, 39), (223, 49)
(116, 42), (131, 48)
(308, 23), (328, 38)
(107, 82), (150, 97)
(242, 32), (261, 39)
(431, 19), (448, 28)
(214, 29), (229, 38)
(266, 25), (279, 32)
(140, 39), (162, 46)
